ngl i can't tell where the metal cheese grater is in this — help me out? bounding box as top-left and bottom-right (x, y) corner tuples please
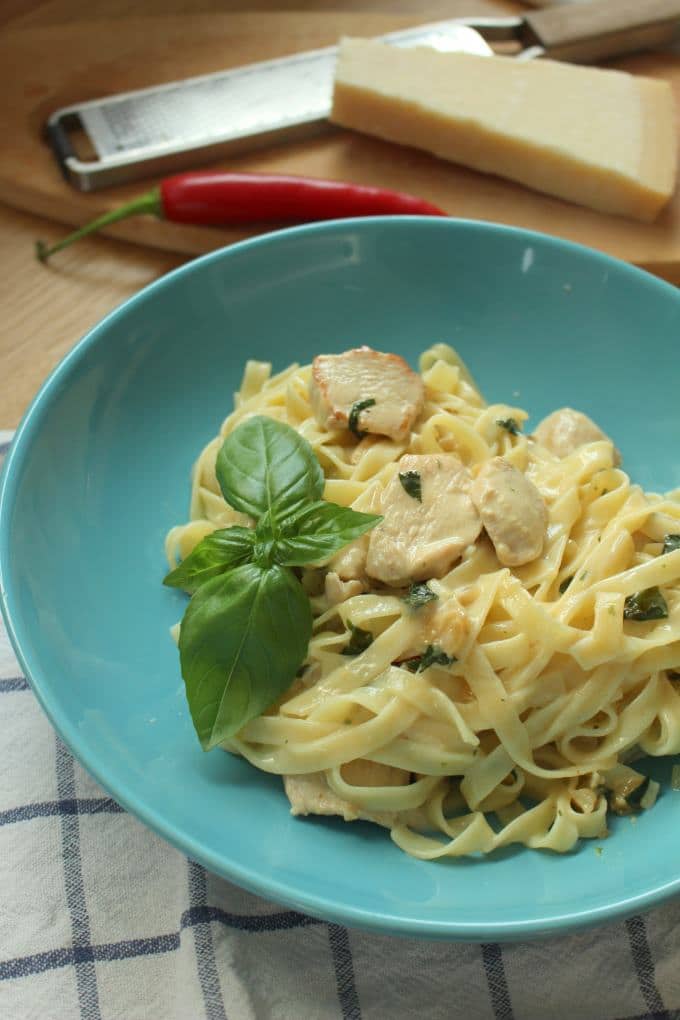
(47, 0), (680, 192)
(47, 21), (494, 191)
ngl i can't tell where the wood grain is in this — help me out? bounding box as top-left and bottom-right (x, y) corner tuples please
(1, 0), (679, 429)
(0, 6), (507, 249)
(4, 4), (680, 272)
(0, 1), (504, 426)
(0, 202), (183, 427)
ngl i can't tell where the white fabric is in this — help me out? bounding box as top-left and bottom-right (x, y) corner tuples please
(1, 431), (680, 1020)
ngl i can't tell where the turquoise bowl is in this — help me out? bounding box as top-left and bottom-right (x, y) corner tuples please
(2, 218), (680, 941)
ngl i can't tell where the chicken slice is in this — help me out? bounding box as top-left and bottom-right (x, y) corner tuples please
(330, 534), (369, 581)
(284, 772), (364, 822)
(471, 457), (547, 567)
(310, 347), (424, 442)
(534, 407), (621, 464)
(284, 762), (409, 829)
(366, 454), (482, 586)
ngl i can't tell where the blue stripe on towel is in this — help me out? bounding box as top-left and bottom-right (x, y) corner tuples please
(188, 861), (229, 1020)
(481, 943), (514, 1020)
(56, 738), (101, 1020)
(0, 797), (123, 827)
(625, 916), (667, 1019)
(0, 676), (29, 692)
(328, 923), (362, 1020)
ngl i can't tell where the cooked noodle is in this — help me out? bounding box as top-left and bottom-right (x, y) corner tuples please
(166, 345), (680, 858)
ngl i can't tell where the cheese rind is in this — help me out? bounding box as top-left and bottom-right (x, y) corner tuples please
(330, 39), (677, 222)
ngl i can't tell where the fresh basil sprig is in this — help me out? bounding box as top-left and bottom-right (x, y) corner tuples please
(165, 415), (381, 749)
(216, 414), (323, 526)
(164, 527), (255, 594)
(179, 563), (311, 749)
(274, 500), (381, 566)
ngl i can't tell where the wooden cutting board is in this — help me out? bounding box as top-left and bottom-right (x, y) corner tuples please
(3, 9), (680, 280)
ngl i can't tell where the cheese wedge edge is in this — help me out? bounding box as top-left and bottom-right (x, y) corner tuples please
(330, 39), (678, 222)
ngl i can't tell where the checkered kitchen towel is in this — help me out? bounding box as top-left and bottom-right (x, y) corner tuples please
(2, 430), (680, 1020)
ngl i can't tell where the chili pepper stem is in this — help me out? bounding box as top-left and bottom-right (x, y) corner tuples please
(36, 187), (163, 262)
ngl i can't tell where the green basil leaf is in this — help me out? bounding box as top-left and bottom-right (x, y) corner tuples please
(216, 416), (323, 524)
(179, 562), (311, 749)
(163, 527), (255, 593)
(663, 534), (680, 555)
(274, 500), (381, 566)
(623, 587), (668, 622)
(496, 418), (521, 436)
(558, 575), (573, 595)
(398, 471), (422, 502)
(403, 582), (438, 608)
(401, 644), (456, 673)
(341, 623), (374, 656)
(348, 398), (376, 439)
(253, 513), (277, 568)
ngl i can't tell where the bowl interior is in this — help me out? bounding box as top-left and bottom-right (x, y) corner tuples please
(2, 217), (680, 940)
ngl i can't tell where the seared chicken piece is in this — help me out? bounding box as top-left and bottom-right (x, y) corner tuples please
(366, 454), (482, 586)
(471, 457), (547, 567)
(310, 347), (424, 442)
(284, 773), (367, 823)
(284, 761), (410, 828)
(331, 534), (369, 581)
(534, 408), (621, 464)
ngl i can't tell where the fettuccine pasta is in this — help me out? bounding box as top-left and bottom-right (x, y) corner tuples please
(166, 345), (680, 858)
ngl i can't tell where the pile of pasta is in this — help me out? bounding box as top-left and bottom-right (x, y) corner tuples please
(167, 345), (680, 858)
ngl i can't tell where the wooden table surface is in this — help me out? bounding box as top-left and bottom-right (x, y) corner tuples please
(0, 0), (675, 429)
(0, 0), (519, 429)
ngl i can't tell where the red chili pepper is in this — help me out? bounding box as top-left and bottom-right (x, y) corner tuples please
(36, 170), (446, 261)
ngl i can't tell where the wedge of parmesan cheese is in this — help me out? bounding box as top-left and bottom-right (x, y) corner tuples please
(330, 39), (677, 222)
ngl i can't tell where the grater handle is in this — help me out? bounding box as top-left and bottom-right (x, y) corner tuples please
(45, 20), (493, 192)
(45, 116), (77, 182)
(523, 0), (680, 61)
